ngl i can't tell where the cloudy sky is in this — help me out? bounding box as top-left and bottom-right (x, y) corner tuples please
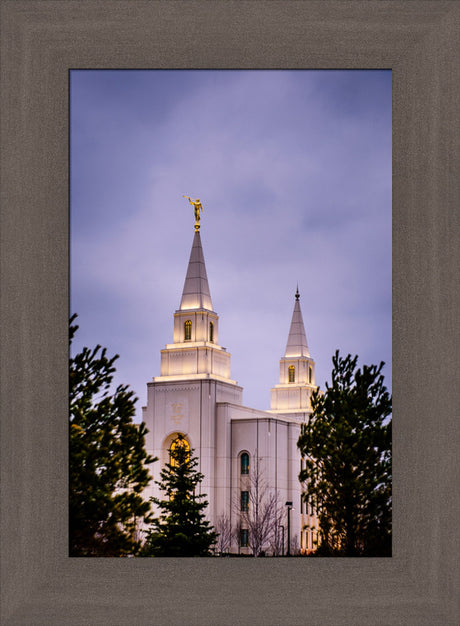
(70, 70), (392, 421)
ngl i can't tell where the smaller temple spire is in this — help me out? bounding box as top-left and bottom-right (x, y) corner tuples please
(284, 287), (310, 358)
(270, 287), (315, 414)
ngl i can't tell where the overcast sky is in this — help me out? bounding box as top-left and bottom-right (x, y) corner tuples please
(70, 69), (392, 421)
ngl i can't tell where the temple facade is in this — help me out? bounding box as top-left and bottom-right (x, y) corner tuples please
(142, 220), (318, 554)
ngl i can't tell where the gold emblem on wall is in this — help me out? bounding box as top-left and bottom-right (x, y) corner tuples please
(171, 402), (184, 426)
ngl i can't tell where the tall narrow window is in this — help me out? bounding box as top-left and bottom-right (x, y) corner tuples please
(209, 321), (214, 342)
(288, 365), (295, 383)
(184, 320), (192, 341)
(240, 528), (249, 547)
(309, 366), (312, 383)
(241, 491), (249, 512)
(240, 452), (249, 475)
(169, 436), (190, 467)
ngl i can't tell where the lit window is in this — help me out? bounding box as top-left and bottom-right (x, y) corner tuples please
(288, 365), (295, 383)
(241, 491), (249, 512)
(240, 452), (249, 475)
(309, 366), (312, 383)
(169, 436), (190, 467)
(209, 321), (214, 342)
(184, 320), (192, 341)
(240, 528), (249, 547)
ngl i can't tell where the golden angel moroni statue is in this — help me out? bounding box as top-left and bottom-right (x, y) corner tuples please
(183, 196), (203, 231)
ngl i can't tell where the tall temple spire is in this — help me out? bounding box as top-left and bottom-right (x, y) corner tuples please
(155, 210), (236, 384)
(284, 288), (310, 358)
(179, 230), (213, 311)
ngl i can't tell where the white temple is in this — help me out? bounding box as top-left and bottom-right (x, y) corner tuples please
(142, 217), (318, 554)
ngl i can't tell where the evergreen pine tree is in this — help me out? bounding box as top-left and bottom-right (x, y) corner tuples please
(142, 435), (217, 556)
(298, 350), (392, 557)
(70, 314), (156, 556)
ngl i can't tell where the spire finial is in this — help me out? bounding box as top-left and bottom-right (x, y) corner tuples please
(183, 196), (204, 231)
(295, 285), (300, 301)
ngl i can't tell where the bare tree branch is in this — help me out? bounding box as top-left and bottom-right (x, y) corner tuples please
(215, 514), (232, 555)
(234, 455), (284, 557)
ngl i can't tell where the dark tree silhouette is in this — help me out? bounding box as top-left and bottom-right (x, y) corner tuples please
(70, 314), (156, 556)
(142, 436), (217, 556)
(298, 351), (392, 556)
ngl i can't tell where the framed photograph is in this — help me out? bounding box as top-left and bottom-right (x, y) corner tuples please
(69, 67), (392, 561)
(1, 2), (458, 624)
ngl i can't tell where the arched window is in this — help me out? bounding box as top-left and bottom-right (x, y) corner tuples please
(209, 321), (214, 342)
(309, 366), (312, 383)
(288, 365), (295, 383)
(240, 528), (249, 547)
(240, 452), (249, 475)
(169, 435), (190, 467)
(184, 320), (192, 341)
